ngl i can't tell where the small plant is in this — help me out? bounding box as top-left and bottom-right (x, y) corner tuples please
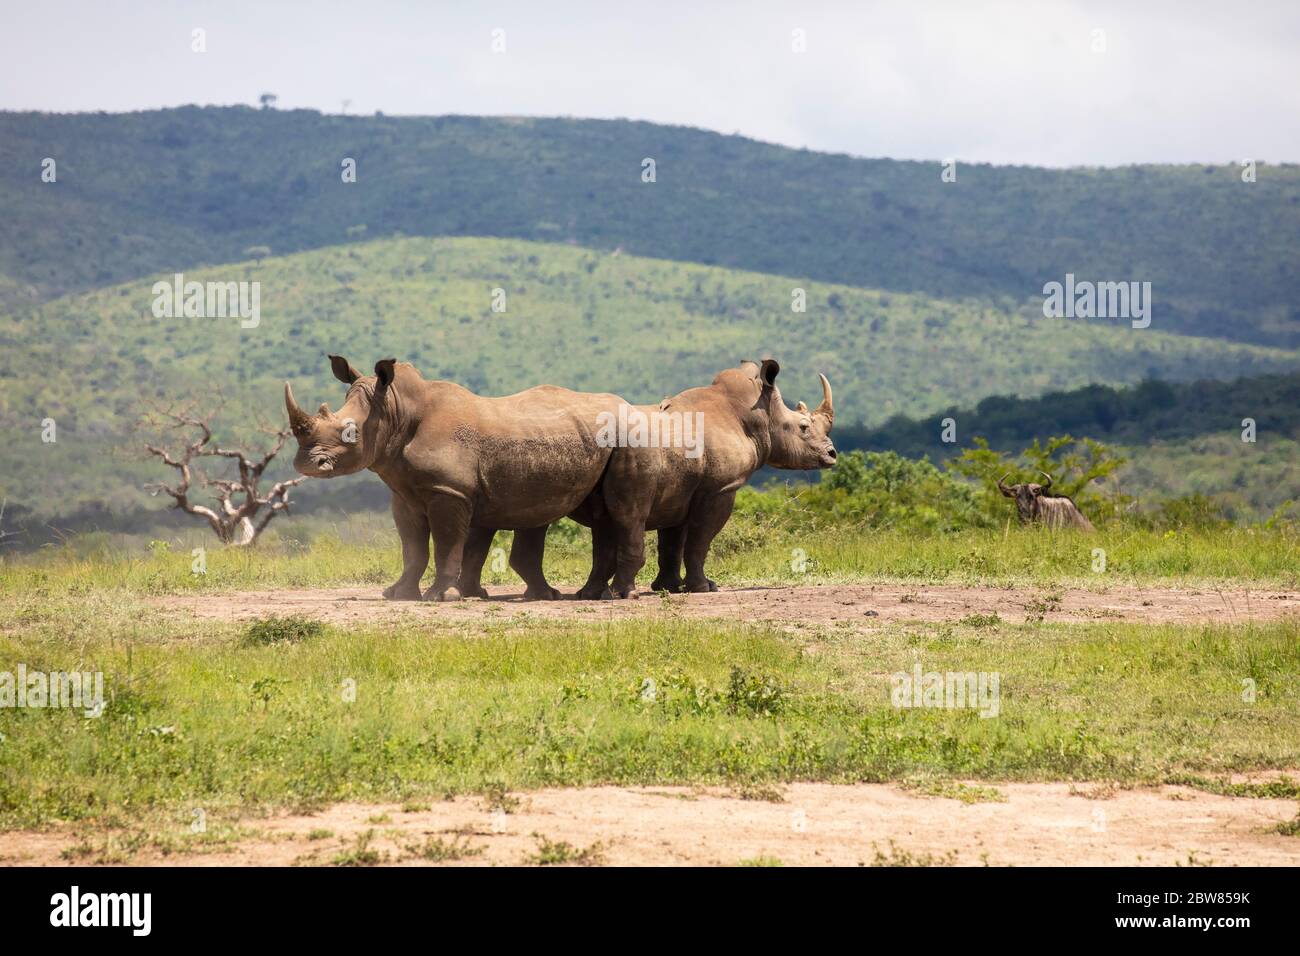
(306, 829), (333, 841)
(404, 835), (483, 862)
(481, 782), (522, 814)
(870, 840), (958, 867)
(527, 834), (605, 866)
(726, 667), (786, 717)
(1022, 594), (1062, 623)
(59, 842), (95, 861)
(731, 782), (787, 802)
(331, 829), (384, 866)
(248, 676), (286, 710)
(902, 778), (1006, 804)
(737, 856), (784, 867)
(1274, 807), (1300, 837)
(958, 613), (1001, 628)
(243, 615), (324, 645)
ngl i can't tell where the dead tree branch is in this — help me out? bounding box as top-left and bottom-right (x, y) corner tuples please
(143, 405), (308, 545)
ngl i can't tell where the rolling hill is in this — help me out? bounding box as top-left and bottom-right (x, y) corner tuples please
(1, 236), (1296, 533)
(2, 107), (1298, 346)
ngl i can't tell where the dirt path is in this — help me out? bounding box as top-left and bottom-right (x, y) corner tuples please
(4, 780), (1298, 866)
(152, 583), (1300, 628)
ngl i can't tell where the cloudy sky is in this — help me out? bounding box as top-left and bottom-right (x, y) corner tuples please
(3, 0), (1297, 167)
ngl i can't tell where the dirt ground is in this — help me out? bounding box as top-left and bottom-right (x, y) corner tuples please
(4, 779), (1299, 867)
(151, 583), (1300, 628)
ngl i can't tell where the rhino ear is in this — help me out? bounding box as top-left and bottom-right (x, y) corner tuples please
(329, 354), (362, 384)
(374, 358), (397, 391)
(759, 358), (780, 388)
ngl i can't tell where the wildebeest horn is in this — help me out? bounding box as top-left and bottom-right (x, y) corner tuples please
(815, 373), (833, 424)
(997, 473), (1014, 497)
(1038, 471), (1053, 491)
(284, 382), (310, 430)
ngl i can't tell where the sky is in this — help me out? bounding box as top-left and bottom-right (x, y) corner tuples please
(2, 0), (1298, 167)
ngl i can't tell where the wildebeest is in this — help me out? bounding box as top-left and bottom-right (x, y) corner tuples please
(997, 472), (1095, 531)
(285, 356), (627, 601)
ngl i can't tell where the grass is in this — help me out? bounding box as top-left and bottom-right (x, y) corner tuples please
(3, 521), (1299, 596)
(528, 834), (605, 866)
(870, 841), (960, 867)
(1, 565), (1298, 830)
(900, 778), (1007, 804)
(403, 834), (483, 862)
(330, 829), (384, 867)
(243, 616), (326, 646)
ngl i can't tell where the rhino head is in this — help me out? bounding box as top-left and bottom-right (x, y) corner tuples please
(721, 359), (837, 470)
(285, 355), (398, 478)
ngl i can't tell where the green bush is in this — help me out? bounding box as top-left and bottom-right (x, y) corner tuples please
(243, 615), (325, 646)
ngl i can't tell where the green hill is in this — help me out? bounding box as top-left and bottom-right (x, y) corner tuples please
(1, 236), (1295, 533)
(2, 107), (1297, 346)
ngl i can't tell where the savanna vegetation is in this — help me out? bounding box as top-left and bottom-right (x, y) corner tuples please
(2, 237), (1296, 538)
(835, 373), (1300, 520)
(1, 570), (1296, 840)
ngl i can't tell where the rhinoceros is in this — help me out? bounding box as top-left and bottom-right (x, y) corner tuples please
(284, 355), (625, 601)
(572, 359), (836, 598)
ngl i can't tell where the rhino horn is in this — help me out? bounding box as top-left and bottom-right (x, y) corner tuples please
(284, 382), (311, 430)
(814, 373), (834, 426)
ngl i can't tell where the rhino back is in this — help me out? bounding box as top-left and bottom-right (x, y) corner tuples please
(602, 391), (760, 529)
(401, 383), (623, 527)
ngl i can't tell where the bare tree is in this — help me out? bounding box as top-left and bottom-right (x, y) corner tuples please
(143, 404), (308, 545)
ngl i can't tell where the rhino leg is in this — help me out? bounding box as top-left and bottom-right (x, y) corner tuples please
(576, 519), (616, 600)
(421, 496), (471, 602)
(682, 493), (735, 593)
(510, 526), (561, 600)
(384, 493), (430, 601)
(609, 514), (650, 599)
(456, 526), (497, 599)
(649, 525), (685, 593)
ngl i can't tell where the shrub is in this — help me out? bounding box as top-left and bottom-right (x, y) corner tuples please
(243, 615), (325, 645)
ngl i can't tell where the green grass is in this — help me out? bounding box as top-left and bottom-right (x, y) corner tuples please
(3, 521), (1297, 596)
(527, 835), (605, 866)
(1, 573), (1297, 831)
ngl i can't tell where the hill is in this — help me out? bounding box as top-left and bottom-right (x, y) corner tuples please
(2, 107), (1297, 346)
(1, 236), (1296, 533)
